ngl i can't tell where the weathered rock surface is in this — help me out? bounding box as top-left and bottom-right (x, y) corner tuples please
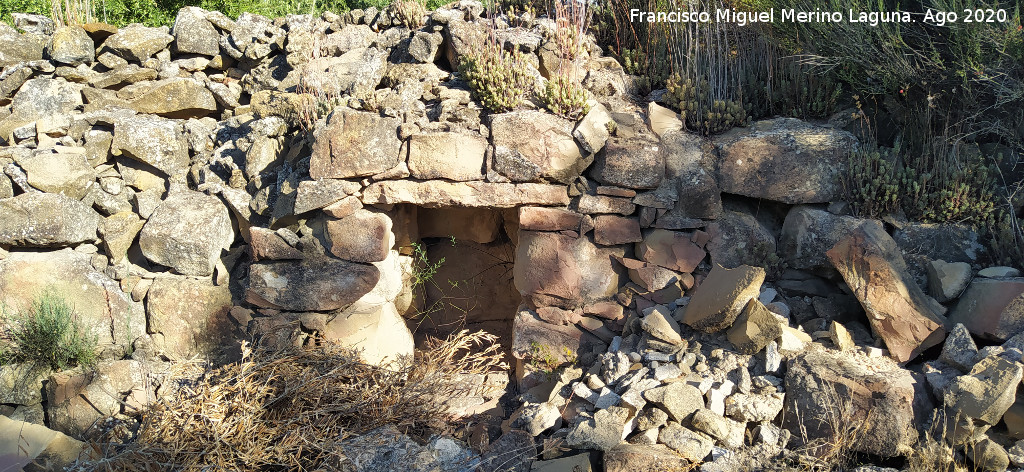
(603, 443), (690, 472)
(927, 259), (973, 303)
(246, 258), (379, 311)
(635, 229), (706, 273)
(716, 118), (856, 203)
(309, 109), (402, 179)
(111, 114), (190, 178)
(944, 355), (1023, 426)
(13, 147), (94, 199)
(172, 7), (220, 56)
(146, 276), (233, 360)
(948, 278), (1024, 342)
(827, 225), (946, 362)
(104, 24), (174, 62)
(705, 210), (775, 269)
(49, 25), (94, 65)
(139, 189), (234, 276)
(727, 298), (783, 354)
(322, 302), (414, 366)
(325, 209), (393, 263)
(678, 264), (765, 332)
(784, 349), (925, 457)
(589, 136), (664, 189)
(361, 180), (569, 208)
(514, 230), (625, 309)
(779, 206), (885, 272)
(129, 78), (217, 118)
(0, 192), (99, 247)
(46, 359), (151, 437)
(491, 110), (587, 183)
(408, 132), (487, 181)
(0, 415), (86, 469)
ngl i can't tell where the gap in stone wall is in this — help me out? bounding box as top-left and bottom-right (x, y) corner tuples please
(401, 205), (520, 364)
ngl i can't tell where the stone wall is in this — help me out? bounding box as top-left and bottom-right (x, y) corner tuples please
(5, 4), (1024, 467)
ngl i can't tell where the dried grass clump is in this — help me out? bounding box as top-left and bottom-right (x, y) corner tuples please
(76, 330), (507, 471)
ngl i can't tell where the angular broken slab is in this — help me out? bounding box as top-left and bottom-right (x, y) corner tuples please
(0, 415), (87, 469)
(677, 263), (765, 333)
(309, 108), (402, 179)
(361, 180), (569, 208)
(827, 225), (946, 363)
(726, 298), (783, 354)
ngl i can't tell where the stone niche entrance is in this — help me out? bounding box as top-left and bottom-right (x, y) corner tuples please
(393, 205), (521, 356)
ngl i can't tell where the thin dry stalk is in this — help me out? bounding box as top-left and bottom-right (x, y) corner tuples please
(74, 330), (507, 471)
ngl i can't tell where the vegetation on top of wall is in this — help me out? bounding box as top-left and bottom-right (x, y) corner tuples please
(1, 0), (448, 27)
(0, 290), (98, 371)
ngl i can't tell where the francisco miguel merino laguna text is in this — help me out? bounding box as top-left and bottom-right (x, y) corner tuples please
(629, 8), (914, 26)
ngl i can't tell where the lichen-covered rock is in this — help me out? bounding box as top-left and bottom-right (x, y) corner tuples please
(310, 108), (402, 179)
(784, 349), (927, 457)
(491, 110), (587, 183)
(49, 25), (95, 65)
(129, 78), (218, 118)
(14, 146), (94, 199)
(0, 24), (45, 67)
(172, 7), (220, 56)
(100, 211), (145, 263)
(0, 78), (82, 142)
(716, 118), (856, 204)
(146, 276), (233, 360)
(0, 193), (99, 247)
(103, 24), (174, 62)
(705, 209), (775, 269)
(589, 136), (664, 189)
(408, 132), (487, 181)
(139, 189), (234, 276)
(246, 258), (380, 311)
(111, 114), (190, 178)
(299, 47), (387, 97)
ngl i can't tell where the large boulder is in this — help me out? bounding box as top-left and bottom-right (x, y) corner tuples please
(0, 193), (99, 247)
(826, 225), (946, 363)
(408, 132), (487, 181)
(650, 130), (722, 220)
(111, 114), (191, 178)
(779, 206), (885, 273)
(309, 109), (402, 179)
(146, 276), (233, 360)
(325, 209), (393, 263)
(139, 189), (234, 276)
(705, 209), (775, 269)
(716, 118), (856, 204)
(46, 360), (150, 438)
(299, 47), (388, 97)
(361, 181), (569, 208)
(514, 230), (626, 309)
(784, 349), (927, 457)
(490, 110), (588, 183)
(947, 278), (1024, 342)
(0, 78), (82, 142)
(246, 258), (380, 311)
(0, 249), (144, 353)
(944, 355), (1023, 428)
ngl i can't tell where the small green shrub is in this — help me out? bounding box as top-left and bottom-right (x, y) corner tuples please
(1, 290), (98, 370)
(665, 73), (751, 135)
(541, 72), (589, 120)
(458, 39), (535, 113)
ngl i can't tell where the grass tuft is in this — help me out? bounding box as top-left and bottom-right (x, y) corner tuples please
(1, 290), (98, 371)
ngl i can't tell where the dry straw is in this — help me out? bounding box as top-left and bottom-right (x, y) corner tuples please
(74, 330), (507, 471)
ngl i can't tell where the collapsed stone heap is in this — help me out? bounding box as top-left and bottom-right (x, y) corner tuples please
(0, 2), (1023, 471)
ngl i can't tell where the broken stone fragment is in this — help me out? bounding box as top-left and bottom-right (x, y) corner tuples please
(826, 225), (946, 363)
(677, 263), (765, 333)
(726, 298), (782, 354)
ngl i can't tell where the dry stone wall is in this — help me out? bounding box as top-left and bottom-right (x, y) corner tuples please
(2, 3), (1024, 471)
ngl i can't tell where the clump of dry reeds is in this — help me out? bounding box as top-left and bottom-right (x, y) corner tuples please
(74, 330), (507, 471)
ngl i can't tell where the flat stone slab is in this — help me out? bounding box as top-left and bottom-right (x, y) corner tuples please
(361, 180), (569, 208)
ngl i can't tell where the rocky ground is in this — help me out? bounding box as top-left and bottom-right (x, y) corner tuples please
(0, 2), (1023, 471)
